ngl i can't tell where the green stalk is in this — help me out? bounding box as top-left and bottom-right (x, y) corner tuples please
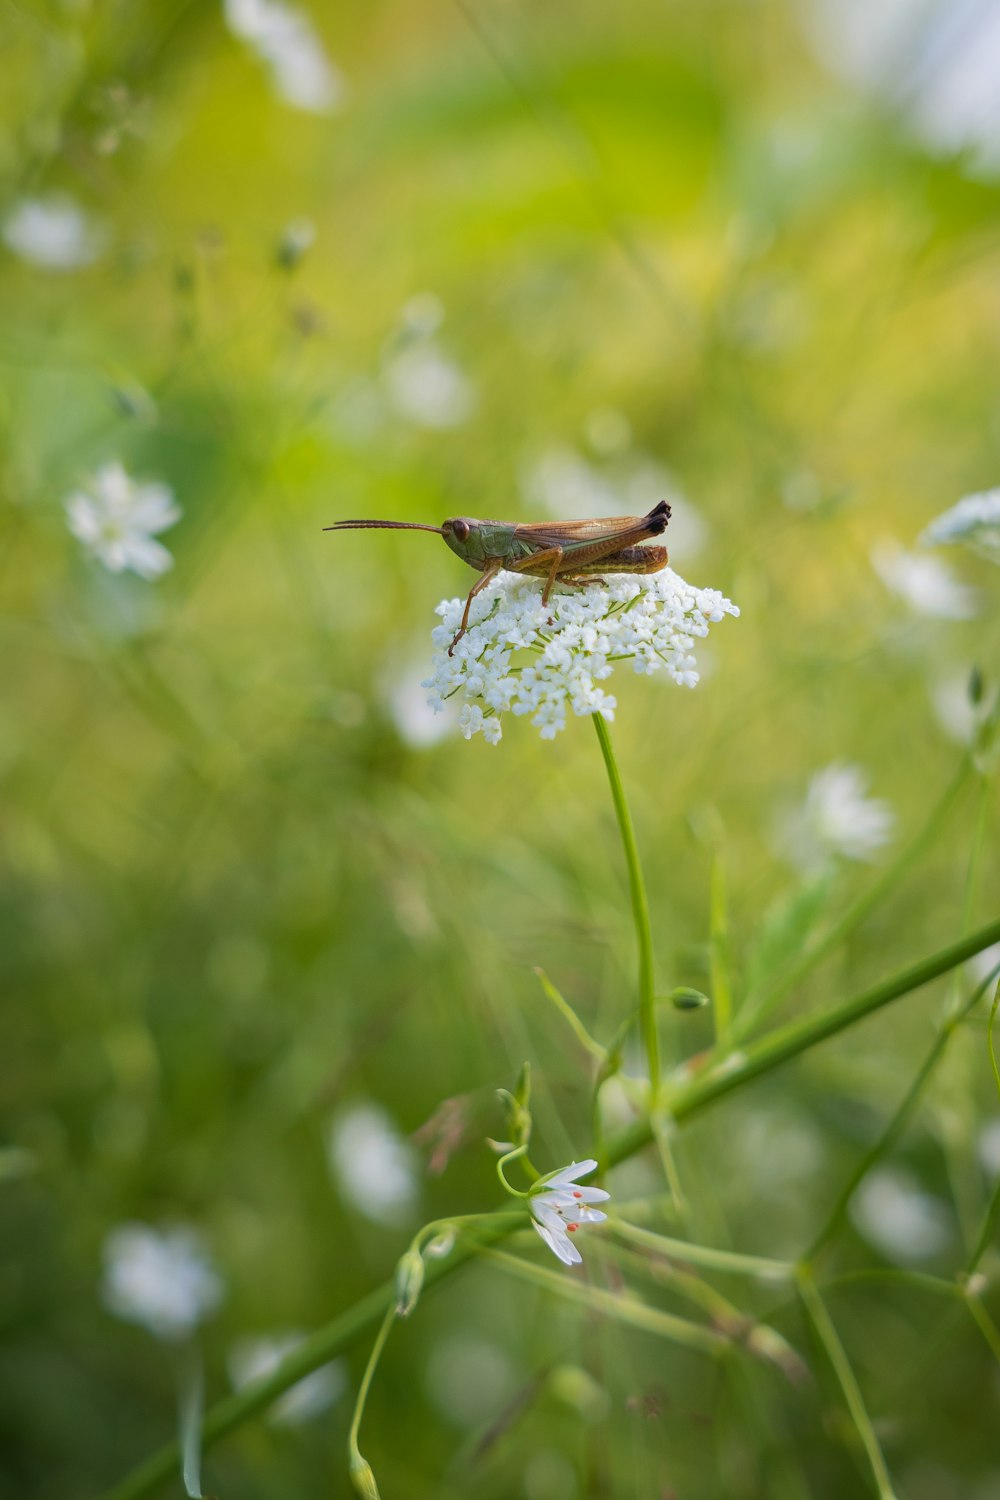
(602, 914), (1000, 1170)
(592, 713), (659, 1097)
(797, 1275), (898, 1499)
(347, 1303), (396, 1480)
(97, 917), (1000, 1500)
(804, 960), (1000, 1264)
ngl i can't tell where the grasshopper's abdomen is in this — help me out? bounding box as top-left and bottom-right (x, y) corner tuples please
(589, 544), (668, 575)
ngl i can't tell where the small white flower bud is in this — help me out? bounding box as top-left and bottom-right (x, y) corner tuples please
(349, 1452), (381, 1500)
(394, 1249), (424, 1317)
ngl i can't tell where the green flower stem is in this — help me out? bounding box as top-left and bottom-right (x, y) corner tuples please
(797, 1273), (899, 1500)
(347, 1302), (396, 1476)
(96, 916), (1000, 1500)
(804, 962), (1000, 1264)
(601, 914), (1000, 1171)
(496, 1144), (531, 1197)
(965, 1293), (1000, 1366)
(534, 966), (607, 1061)
(736, 758), (971, 1038)
(97, 1215), (523, 1500)
(612, 1220), (795, 1282)
(482, 1248), (729, 1355)
(967, 1174), (1000, 1276)
(592, 713), (659, 1098)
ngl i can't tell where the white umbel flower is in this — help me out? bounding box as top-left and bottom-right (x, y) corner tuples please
(871, 539), (977, 619)
(922, 489), (1000, 565)
(778, 762), (894, 874)
(529, 1159), (610, 1268)
(423, 570), (739, 744)
(66, 461), (181, 579)
(102, 1222), (223, 1340)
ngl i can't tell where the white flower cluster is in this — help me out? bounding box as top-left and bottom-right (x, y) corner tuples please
(423, 569), (739, 744)
(922, 489), (1000, 564)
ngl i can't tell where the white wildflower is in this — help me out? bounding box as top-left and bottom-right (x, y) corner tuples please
(422, 569), (738, 744)
(969, 941), (1000, 988)
(777, 762), (894, 874)
(804, 0), (1000, 177)
(849, 1166), (952, 1264)
(385, 341), (475, 429)
(529, 1159), (610, 1267)
(3, 194), (105, 271)
(327, 1102), (420, 1228)
(228, 1332), (346, 1424)
(871, 539), (977, 619)
(66, 461), (181, 579)
(522, 446), (708, 559)
(224, 0), (344, 113)
(102, 1222), (223, 1340)
(922, 489), (1000, 565)
(383, 657), (454, 748)
(978, 1119), (1000, 1180)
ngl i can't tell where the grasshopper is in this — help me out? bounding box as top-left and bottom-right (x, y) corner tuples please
(325, 500), (671, 653)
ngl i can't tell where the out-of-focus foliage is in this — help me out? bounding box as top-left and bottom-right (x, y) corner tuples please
(2, 2), (999, 1497)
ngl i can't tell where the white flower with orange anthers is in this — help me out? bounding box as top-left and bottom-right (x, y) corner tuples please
(528, 1159), (610, 1267)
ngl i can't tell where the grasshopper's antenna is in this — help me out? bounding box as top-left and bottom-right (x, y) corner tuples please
(323, 519), (443, 533)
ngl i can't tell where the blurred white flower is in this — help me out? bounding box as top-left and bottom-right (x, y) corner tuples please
(423, 569), (738, 745)
(969, 941), (1000, 988)
(102, 1222), (223, 1339)
(383, 657), (454, 748)
(66, 461), (181, 580)
(400, 291), (444, 337)
(521, 444), (619, 516)
(871, 539), (977, 619)
(228, 1332), (346, 1424)
(849, 1166), (952, 1263)
(3, 194), (105, 271)
(922, 489), (1000, 564)
(931, 671), (980, 746)
(385, 342), (475, 429)
(978, 1119), (1000, 1180)
(777, 762), (894, 874)
(521, 445), (708, 559)
(529, 1159), (610, 1267)
(803, 0), (1000, 176)
(224, 0), (344, 113)
(327, 1102), (420, 1227)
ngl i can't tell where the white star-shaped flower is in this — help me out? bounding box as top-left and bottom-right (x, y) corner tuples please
(66, 461), (181, 580)
(922, 489), (1000, 565)
(529, 1159), (610, 1267)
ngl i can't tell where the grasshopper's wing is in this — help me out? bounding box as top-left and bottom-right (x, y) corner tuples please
(513, 502), (669, 556)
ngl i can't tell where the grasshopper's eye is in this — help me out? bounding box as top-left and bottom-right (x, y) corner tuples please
(452, 518), (470, 543)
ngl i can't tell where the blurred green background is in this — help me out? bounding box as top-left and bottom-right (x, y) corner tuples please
(3, 1), (1000, 1497)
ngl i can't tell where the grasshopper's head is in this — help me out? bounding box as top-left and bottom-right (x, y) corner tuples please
(441, 517), (482, 562)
